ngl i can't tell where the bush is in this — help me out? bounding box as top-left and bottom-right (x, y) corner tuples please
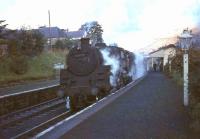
(189, 48), (200, 101)
(168, 48), (200, 133)
(0, 50), (68, 86)
(189, 102), (200, 133)
(163, 63), (170, 76)
(9, 54), (28, 74)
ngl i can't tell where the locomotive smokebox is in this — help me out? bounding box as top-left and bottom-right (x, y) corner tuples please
(81, 38), (90, 48)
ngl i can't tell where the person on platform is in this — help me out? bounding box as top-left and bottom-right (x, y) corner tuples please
(153, 63), (157, 72)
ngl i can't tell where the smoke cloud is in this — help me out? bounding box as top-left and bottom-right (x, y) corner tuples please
(100, 48), (120, 86)
(134, 52), (146, 78)
(100, 47), (146, 86)
(128, 55), (136, 80)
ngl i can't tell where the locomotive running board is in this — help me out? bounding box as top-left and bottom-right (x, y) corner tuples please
(36, 75), (147, 139)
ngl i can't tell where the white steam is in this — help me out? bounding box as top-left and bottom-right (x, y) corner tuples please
(100, 48), (146, 86)
(128, 56), (136, 80)
(134, 52), (146, 78)
(100, 48), (120, 86)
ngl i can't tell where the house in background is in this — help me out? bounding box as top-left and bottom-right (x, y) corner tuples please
(38, 26), (85, 47)
(65, 30), (85, 40)
(38, 26), (66, 46)
(146, 44), (176, 71)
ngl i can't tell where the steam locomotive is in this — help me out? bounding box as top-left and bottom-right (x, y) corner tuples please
(59, 38), (135, 110)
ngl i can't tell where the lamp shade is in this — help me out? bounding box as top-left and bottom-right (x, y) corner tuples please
(179, 29), (193, 50)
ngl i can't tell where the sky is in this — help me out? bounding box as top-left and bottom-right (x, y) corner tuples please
(1, 0), (200, 52)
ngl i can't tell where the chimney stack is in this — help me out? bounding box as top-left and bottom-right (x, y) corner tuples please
(81, 38), (90, 48)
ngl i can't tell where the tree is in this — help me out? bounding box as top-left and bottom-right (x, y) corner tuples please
(0, 20), (8, 39)
(64, 38), (77, 48)
(8, 40), (29, 74)
(17, 27), (45, 56)
(32, 30), (46, 54)
(79, 21), (103, 46)
(54, 40), (65, 49)
(54, 38), (75, 49)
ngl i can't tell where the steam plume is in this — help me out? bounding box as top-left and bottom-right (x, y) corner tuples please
(100, 48), (120, 86)
(134, 52), (146, 78)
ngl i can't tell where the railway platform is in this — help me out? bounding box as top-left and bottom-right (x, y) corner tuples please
(40, 72), (191, 139)
(0, 79), (59, 97)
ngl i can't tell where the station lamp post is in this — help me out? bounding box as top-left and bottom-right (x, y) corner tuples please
(178, 29), (193, 106)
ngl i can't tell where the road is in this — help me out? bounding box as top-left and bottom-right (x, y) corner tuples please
(61, 72), (190, 139)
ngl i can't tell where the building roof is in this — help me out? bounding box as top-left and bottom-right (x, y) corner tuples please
(38, 26), (66, 38)
(38, 26), (85, 40)
(149, 44), (176, 55)
(65, 30), (85, 39)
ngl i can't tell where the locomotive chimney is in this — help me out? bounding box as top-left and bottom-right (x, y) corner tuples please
(81, 38), (90, 48)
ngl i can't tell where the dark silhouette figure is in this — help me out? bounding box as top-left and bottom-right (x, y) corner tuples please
(153, 63), (157, 72)
(159, 62), (163, 72)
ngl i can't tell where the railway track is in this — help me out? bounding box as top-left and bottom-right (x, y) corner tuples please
(0, 98), (67, 139)
(0, 97), (95, 139)
(13, 111), (72, 139)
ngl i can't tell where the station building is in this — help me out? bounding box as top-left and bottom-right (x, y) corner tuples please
(146, 44), (176, 71)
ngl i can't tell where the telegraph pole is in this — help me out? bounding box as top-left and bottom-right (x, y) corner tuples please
(48, 10), (52, 50)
